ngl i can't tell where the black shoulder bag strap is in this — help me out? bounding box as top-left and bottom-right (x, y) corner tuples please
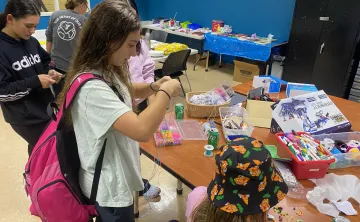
(89, 82), (125, 204)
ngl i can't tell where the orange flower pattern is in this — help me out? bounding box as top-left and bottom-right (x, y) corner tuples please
(211, 137), (288, 215)
(220, 203), (238, 213)
(258, 176), (267, 192)
(233, 145), (247, 154)
(220, 160), (228, 176)
(249, 166), (261, 177)
(260, 199), (271, 212)
(220, 144), (229, 156)
(251, 140), (262, 148)
(210, 184), (218, 201)
(237, 162), (250, 171)
(272, 173), (284, 182)
(239, 194), (250, 205)
(218, 188), (224, 196)
(234, 175), (250, 186)
(253, 159), (262, 166)
(277, 190), (286, 202)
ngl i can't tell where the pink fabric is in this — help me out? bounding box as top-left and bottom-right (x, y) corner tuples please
(24, 74), (101, 222)
(128, 40), (155, 104)
(128, 40), (155, 84)
(186, 186), (208, 222)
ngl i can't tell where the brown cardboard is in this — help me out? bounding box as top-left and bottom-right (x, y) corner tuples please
(233, 60), (260, 82)
(246, 99), (274, 128)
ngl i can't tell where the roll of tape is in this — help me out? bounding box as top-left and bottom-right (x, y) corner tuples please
(204, 145), (214, 157)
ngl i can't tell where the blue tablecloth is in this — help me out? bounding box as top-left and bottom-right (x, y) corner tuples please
(204, 33), (276, 62)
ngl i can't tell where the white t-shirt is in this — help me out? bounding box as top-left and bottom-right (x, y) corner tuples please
(71, 70), (144, 208)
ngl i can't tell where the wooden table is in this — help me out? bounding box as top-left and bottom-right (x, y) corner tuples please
(233, 81), (360, 131)
(138, 83), (360, 221)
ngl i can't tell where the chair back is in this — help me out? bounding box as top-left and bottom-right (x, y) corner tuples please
(150, 30), (168, 43)
(162, 49), (191, 76)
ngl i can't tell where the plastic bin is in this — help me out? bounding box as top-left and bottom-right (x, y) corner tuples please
(275, 132), (335, 179)
(176, 120), (207, 140)
(312, 132), (360, 169)
(219, 107), (254, 141)
(154, 119), (182, 147)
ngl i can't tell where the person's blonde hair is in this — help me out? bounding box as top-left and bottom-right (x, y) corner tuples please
(57, 0), (140, 113)
(192, 198), (268, 222)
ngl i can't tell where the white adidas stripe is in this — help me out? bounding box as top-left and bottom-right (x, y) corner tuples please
(0, 90), (30, 102)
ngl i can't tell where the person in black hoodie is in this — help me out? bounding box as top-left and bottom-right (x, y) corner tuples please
(0, 0), (62, 155)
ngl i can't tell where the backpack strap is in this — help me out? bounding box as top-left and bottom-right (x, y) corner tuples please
(64, 73), (124, 109)
(64, 73), (102, 109)
(64, 73), (125, 205)
(89, 139), (107, 204)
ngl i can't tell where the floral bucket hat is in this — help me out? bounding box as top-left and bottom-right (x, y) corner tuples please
(207, 136), (288, 215)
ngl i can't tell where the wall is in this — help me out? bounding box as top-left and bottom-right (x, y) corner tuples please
(38, 16), (51, 30)
(37, 0), (147, 30)
(146, 0), (296, 41)
(90, 0), (101, 9)
(135, 0), (148, 20)
(1, 0), (296, 40)
(0, 1), (6, 13)
(90, 0), (148, 19)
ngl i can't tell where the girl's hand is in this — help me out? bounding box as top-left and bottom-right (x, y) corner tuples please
(38, 74), (56, 88)
(152, 76), (172, 91)
(159, 79), (181, 97)
(48, 70), (64, 84)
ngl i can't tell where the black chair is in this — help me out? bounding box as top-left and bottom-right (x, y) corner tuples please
(154, 49), (192, 96)
(150, 30), (168, 43)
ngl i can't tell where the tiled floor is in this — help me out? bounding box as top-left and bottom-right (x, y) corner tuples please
(0, 59), (282, 222)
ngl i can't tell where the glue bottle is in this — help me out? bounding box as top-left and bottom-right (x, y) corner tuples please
(267, 33), (274, 43)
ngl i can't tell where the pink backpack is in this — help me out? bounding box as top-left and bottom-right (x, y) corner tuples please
(23, 73), (122, 221)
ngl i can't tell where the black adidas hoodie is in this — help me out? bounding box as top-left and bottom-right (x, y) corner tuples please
(0, 32), (54, 125)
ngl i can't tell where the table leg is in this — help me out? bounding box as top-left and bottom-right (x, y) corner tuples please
(219, 54), (222, 68)
(205, 51), (210, 72)
(134, 191), (139, 218)
(267, 54), (273, 75)
(176, 179), (183, 195)
(193, 53), (202, 71)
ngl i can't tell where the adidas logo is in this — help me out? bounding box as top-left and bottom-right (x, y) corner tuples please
(12, 54), (41, 71)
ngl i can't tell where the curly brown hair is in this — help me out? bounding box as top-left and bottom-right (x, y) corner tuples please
(57, 0), (140, 109)
(191, 198), (268, 222)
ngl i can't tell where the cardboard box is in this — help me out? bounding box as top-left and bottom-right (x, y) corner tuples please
(246, 99), (274, 128)
(253, 76), (287, 93)
(286, 82), (318, 98)
(272, 90), (351, 134)
(233, 60), (260, 82)
(245, 87), (275, 128)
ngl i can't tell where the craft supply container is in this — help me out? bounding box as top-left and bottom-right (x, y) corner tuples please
(313, 132), (360, 169)
(276, 132), (335, 179)
(219, 107), (254, 141)
(186, 91), (230, 118)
